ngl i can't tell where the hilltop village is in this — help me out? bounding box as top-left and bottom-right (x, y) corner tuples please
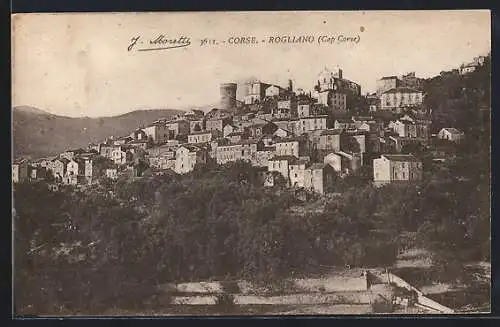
(12, 58), (486, 193)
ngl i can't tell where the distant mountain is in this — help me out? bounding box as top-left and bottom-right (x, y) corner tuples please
(12, 106), (185, 159)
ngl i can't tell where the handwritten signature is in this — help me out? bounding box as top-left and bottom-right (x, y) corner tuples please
(128, 35), (192, 52)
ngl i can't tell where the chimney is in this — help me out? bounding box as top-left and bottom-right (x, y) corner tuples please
(288, 79), (293, 92)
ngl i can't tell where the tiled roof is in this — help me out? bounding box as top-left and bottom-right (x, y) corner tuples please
(380, 76), (398, 80)
(55, 157), (70, 164)
(189, 130), (213, 135)
(227, 132), (245, 137)
(275, 136), (305, 143)
(178, 145), (201, 152)
(335, 118), (355, 123)
(383, 87), (422, 94)
(344, 129), (366, 136)
(269, 155), (299, 163)
(353, 116), (374, 121)
(320, 129), (343, 136)
(382, 154), (421, 162)
(442, 128), (463, 134)
(301, 115), (328, 119)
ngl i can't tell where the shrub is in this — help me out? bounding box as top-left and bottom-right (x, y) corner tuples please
(215, 294), (235, 309)
(371, 300), (394, 313)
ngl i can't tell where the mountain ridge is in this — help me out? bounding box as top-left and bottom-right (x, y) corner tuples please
(12, 106), (186, 159)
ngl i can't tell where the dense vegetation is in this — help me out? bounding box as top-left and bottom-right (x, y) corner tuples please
(14, 135), (489, 314)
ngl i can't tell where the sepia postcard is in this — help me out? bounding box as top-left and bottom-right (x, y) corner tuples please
(12, 10), (491, 316)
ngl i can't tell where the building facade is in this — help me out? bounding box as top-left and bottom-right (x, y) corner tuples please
(296, 116), (328, 134)
(373, 154), (423, 186)
(12, 160), (28, 183)
(188, 131), (214, 144)
(437, 128), (465, 143)
(175, 145), (207, 174)
(380, 87), (424, 113)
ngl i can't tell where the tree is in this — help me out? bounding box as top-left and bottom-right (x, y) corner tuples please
(175, 134), (187, 143)
(401, 142), (424, 156)
(340, 134), (361, 153)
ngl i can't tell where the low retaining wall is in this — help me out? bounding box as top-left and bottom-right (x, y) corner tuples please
(170, 292), (372, 305)
(159, 272), (454, 313)
(376, 272), (454, 314)
(160, 276), (367, 295)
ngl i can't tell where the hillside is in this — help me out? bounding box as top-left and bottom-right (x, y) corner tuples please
(423, 53), (491, 133)
(12, 106), (184, 159)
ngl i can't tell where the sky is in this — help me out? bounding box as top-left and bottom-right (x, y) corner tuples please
(12, 10), (491, 117)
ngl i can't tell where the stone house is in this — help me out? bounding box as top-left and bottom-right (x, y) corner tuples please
(111, 147), (128, 165)
(166, 120), (190, 139)
(84, 159), (95, 184)
(12, 160), (29, 183)
(66, 158), (84, 177)
(274, 137), (308, 158)
(127, 139), (149, 150)
(318, 129), (342, 151)
(273, 127), (291, 138)
(248, 122), (278, 138)
(106, 168), (118, 180)
(130, 128), (148, 141)
(437, 128), (465, 143)
(289, 158), (310, 188)
(175, 145), (207, 174)
(60, 148), (86, 161)
(380, 87), (424, 113)
(334, 118), (357, 130)
(113, 136), (134, 146)
(223, 124), (238, 137)
(388, 115), (429, 140)
(324, 151), (362, 175)
(297, 102), (311, 118)
(303, 163), (329, 195)
(206, 117), (231, 133)
(267, 155), (298, 184)
(227, 132), (247, 144)
(297, 116), (328, 134)
(100, 145), (123, 160)
(189, 119), (206, 134)
(28, 165), (38, 180)
(272, 119), (297, 135)
(143, 123), (170, 144)
(253, 146), (276, 167)
(373, 154), (423, 186)
(343, 130), (367, 159)
(215, 144), (242, 165)
(50, 158), (69, 182)
(188, 130), (216, 144)
(215, 141), (258, 165)
(88, 143), (102, 154)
